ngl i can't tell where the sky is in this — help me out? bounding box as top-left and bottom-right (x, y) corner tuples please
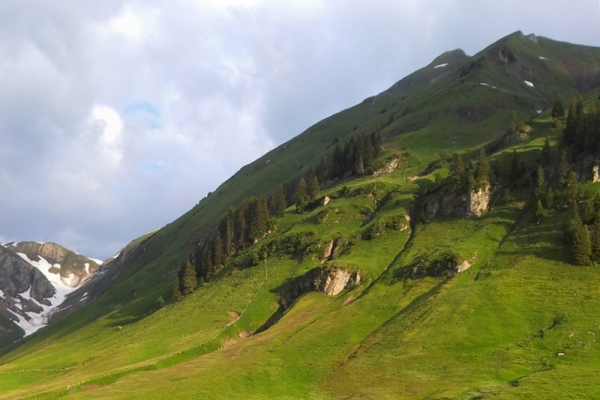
(0, 0), (598, 260)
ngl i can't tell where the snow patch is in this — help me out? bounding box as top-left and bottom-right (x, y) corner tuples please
(537, 110), (543, 114)
(539, 56), (548, 60)
(524, 80), (535, 87)
(480, 83), (497, 89)
(14, 253), (88, 335)
(434, 63), (448, 69)
(90, 258), (103, 265)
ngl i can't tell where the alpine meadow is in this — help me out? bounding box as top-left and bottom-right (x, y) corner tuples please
(3, 30), (600, 399)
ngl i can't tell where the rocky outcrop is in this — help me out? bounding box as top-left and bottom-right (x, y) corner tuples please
(280, 267), (361, 308)
(424, 184), (491, 220)
(467, 184), (490, 217)
(594, 165), (600, 183)
(0, 246), (55, 302)
(404, 253), (474, 279)
(373, 158), (400, 176)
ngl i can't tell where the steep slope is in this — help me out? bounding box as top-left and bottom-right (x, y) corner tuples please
(0, 32), (599, 398)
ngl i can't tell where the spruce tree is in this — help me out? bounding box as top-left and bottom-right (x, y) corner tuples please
(296, 178), (308, 212)
(567, 171), (578, 206)
(248, 196), (269, 243)
(541, 136), (551, 166)
(535, 166), (545, 201)
(573, 221), (592, 266)
(551, 93), (565, 118)
(173, 277), (183, 301)
(308, 176), (320, 202)
(535, 200), (545, 223)
(182, 259), (197, 295)
(502, 188), (511, 205)
(584, 199), (597, 225)
(275, 185), (286, 217)
(212, 234), (224, 267)
(475, 148), (490, 189)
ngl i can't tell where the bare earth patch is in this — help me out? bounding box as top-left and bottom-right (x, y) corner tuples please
(343, 295), (356, 307)
(81, 385), (101, 392)
(228, 311), (240, 321)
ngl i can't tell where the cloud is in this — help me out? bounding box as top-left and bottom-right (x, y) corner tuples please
(0, 0), (597, 259)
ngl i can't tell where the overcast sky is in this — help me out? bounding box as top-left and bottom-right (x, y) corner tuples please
(0, 0), (598, 260)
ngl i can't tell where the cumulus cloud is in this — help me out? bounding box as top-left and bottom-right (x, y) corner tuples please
(0, 0), (597, 259)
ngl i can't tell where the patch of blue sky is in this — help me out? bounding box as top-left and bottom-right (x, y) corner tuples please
(123, 101), (162, 130)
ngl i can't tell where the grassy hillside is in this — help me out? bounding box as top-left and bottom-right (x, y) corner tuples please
(0, 31), (600, 399)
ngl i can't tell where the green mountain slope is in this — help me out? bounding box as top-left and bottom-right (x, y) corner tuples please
(0, 31), (600, 399)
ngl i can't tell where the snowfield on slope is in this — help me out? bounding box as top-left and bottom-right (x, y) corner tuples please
(12, 253), (93, 335)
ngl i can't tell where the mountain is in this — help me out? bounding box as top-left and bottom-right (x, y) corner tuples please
(0, 242), (101, 342)
(0, 31), (600, 398)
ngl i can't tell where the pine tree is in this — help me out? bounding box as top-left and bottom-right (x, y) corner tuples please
(248, 196), (269, 242)
(475, 148), (490, 189)
(567, 171), (578, 206)
(564, 98), (583, 145)
(535, 200), (545, 223)
(551, 93), (565, 118)
(573, 220), (592, 266)
(296, 178), (308, 212)
(308, 176), (320, 202)
(212, 233), (224, 267)
(584, 199), (597, 225)
(535, 166), (545, 201)
(274, 186), (286, 217)
(173, 277), (183, 301)
(182, 259), (197, 295)
(541, 136), (552, 166)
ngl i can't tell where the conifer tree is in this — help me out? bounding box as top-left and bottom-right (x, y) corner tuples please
(173, 277), (183, 301)
(567, 171), (578, 206)
(296, 178), (308, 213)
(212, 233), (224, 267)
(551, 93), (565, 118)
(248, 196), (269, 243)
(308, 176), (320, 202)
(573, 218), (592, 266)
(475, 148), (490, 189)
(535, 200), (545, 223)
(541, 136), (551, 166)
(510, 110), (517, 134)
(182, 259), (197, 295)
(274, 186), (286, 217)
(535, 166), (545, 201)
(502, 188), (511, 205)
(584, 199), (597, 225)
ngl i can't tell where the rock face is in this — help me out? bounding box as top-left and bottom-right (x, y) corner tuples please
(280, 267), (361, 308)
(594, 165), (600, 183)
(467, 184), (491, 217)
(405, 253), (474, 279)
(424, 185), (490, 220)
(321, 269), (357, 296)
(0, 246), (55, 302)
(373, 158), (400, 176)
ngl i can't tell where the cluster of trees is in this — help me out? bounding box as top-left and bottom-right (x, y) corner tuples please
(448, 148), (491, 192)
(562, 97), (600, 154)
(295, 176), (320, 212)
(174, 186), (289, 299)
(566, 195), (600, 266)
(314, 132), (382, 181)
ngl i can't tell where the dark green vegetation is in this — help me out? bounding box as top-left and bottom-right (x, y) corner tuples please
(1, 31), (600, 399)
